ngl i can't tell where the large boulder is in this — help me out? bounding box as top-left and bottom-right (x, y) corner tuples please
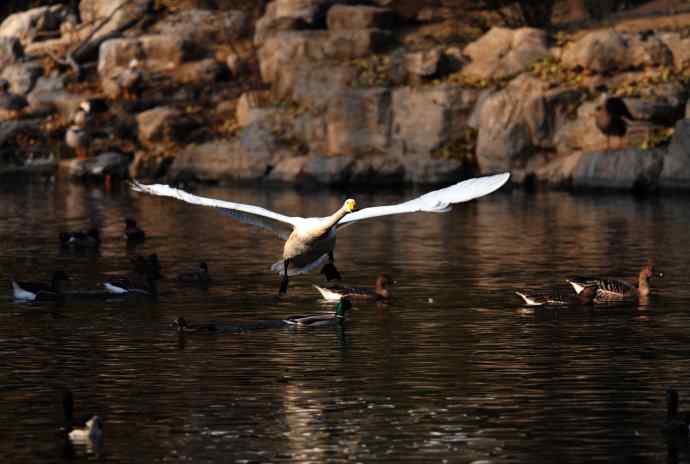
(0, 37), (23, 69)
(0, 5), (66, 45)
(79, 0), (152, 40)
(26, 90), (83, 120)
(273, 0), (338, 25)
(98, 35), (194, 78)
(171, 58), (226, 85)
(1, 61), (43, 95)
(562, 30), (673, 73)
(137, 106), (186, 145)
(325, 87), (392, 156)
(571, 148), (664, 190)
(236, 91), (274, 127)
(277, 61), (357, 107)
(258, 29), (391, 83)
(392, 85), (479, 154)
(462, 27), (550, 80)
(327, 5), (396, 30)
(152, 9), (248, 44)
(659, 119), (690, 189)
(476, 75), (584, 172)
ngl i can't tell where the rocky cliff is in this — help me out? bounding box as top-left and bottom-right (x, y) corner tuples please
(1, 0), (689, 191)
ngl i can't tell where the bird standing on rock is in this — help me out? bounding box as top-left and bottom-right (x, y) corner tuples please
(595, 95), (635, 151)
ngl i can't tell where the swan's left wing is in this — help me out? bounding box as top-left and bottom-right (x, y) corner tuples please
(131, 181), (297, 239)
(337, 172), (510, 228)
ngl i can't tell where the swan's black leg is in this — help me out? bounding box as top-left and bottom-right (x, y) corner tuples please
(321, 252), (342, 281)
(279, 260), (289, 294)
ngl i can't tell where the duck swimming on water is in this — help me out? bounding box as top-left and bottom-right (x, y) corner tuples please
(283, 299), (352, 327)
(567, 264), (663, 304)
(313, 273), (392, 301)
(515, 283), (598, 306)
(62, 389), (103, 446)
(131, 173), (510, 294)
(10, 271), (69, 301)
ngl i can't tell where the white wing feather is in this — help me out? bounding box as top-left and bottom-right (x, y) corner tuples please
(337, 172), (510, 228)
(130, 181), (298, 239)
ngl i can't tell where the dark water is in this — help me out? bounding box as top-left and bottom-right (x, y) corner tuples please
(2, 178), (690, 463)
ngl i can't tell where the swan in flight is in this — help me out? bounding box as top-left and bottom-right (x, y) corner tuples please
(131, 172), (510, 293)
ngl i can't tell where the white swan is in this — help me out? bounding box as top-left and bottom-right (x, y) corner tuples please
(131, 172), (510, 293)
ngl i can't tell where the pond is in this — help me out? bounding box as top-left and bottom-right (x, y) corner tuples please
(1, 178), (690, 463)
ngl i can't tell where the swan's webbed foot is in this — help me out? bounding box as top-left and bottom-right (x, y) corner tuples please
(321, 262), (342, 282)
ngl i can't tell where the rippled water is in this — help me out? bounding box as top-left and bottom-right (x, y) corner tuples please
(2, 178), (690, 463)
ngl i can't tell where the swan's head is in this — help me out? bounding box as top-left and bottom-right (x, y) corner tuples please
(344, 199), (357, 213)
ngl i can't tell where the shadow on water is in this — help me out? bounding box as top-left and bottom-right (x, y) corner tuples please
(2, 180), (690, 462)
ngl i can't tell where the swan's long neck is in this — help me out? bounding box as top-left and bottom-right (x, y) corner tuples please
(319, 206), (350, 233)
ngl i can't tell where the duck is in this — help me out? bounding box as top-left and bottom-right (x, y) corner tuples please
(72, 101), (93, 128)
(176, 261), (210, 283)
(65, 125), (90, 159)
(131, 173), (510, 294)
(59, 228), (101, 249)
(283, 299), (352, 327)
(130, 253), (161, 278)
(171, 316), (220, 333)
(595, 94), (635, 151)
(0, 79), (28, 118)
(567, 264), (663, 304)
(103, 273), (158, 297)
(62, 389), (103, 446)
(123, 218), (146, 242)
(515, 283), (598, 306)
(10, 271), (69, 301)
(313, 273), (392, 301)
(663, 388), (690, 435)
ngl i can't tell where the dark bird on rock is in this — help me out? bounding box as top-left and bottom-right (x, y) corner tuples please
(595, 95), (635, 151)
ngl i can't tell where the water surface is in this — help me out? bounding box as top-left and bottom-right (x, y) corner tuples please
(2, 179), (690, 463)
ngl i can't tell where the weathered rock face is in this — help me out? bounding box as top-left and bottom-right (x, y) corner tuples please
(137, 106), (185, 145)
(275, 61), (357, 106)
(26, 90), (83, 120)
(0, 37), (24, 69)
(258, 29), (391, 83)
(0, 5), (66, 45)
(404, 48), (443, 80)
(476, 75), (584, 173)
(236, 91), (274, 127)
(562, 30), (673, 73)
(172, 58), (226, 85)
(624, 95), (685, 126)
(1, 61), (43, 95)
(273, 0), (337, 25)
(152, 9), (248, 45)
(462, 27), (550, 80)
(659, 32), (690, 69)
(659, 119), (690, 189)
(79, 0), (152, 39)
(571, 148), (664, 190)
(326, 5), (396, 30)
(392, 85), (479, 154)
(325, 87), (392, 156)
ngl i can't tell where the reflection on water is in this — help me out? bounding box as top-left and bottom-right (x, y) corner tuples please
(2, 179), (690, 462)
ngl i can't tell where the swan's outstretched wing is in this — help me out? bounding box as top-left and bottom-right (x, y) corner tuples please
(131, 181), (298, 239)
(337, 173), (510, 229)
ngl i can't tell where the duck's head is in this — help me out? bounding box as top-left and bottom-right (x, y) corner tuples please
(343, 199), (357, 213)
(128, 59), (139, 69)
(199, 262), (208, 272)
(335, 298), (352, 317)
(642, 264), (663, 280)
(376, 273), (393, 297)
(86, 416), (103, 432)
(171, 317), (188, 331)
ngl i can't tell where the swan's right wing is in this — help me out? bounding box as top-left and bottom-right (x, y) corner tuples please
(131, 181), (297, 239)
